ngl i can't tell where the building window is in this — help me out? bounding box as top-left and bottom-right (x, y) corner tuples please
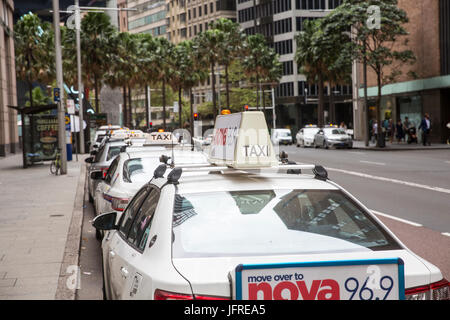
(274, 18), (292, 35)
(204, 4), (208, 15)
(199, 6), (202, 16)
(282, 61), (294, 75)
(276, 82), (294, 97)
(274, 0), (292, 14)
(328, 0), (342, 9)
(296, 16), (319, 31)
(274, 39), (293, 55)
(188, 9), (191, 20)
(199, 23), (203, 32)
(210, 2), (214, 13)
(193, 7), (196, 18)
(296, 0), (326, 10)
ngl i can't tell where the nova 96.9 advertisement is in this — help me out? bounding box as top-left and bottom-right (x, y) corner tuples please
(30, 114), (59, 160)
(234, 259), (405, 300)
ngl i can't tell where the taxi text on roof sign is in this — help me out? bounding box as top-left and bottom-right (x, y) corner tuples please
(209, 111), (278, 169)
(145, 132), (178, 145)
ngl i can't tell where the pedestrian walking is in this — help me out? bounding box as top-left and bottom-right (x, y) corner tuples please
(396, 120), (404, 144)
(339, 122), (347, 130)
(372, 121), (378, 144)
(418, 113), (432, 146)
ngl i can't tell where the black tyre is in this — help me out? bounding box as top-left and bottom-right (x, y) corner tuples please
(50, 161), (56, 175)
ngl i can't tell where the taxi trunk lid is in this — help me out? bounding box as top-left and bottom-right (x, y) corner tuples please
(172, 249), (440, 300)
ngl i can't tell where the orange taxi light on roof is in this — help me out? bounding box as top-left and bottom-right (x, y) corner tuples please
(158, 129), (164, 132)
(221, 109), (231, 115)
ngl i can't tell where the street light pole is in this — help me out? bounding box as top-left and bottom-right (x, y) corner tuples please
(52, 0), (68, 174)
(75, 1), (85, 154)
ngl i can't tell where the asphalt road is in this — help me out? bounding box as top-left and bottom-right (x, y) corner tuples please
(76, 147), (450, 299)
(282, 145), (450, 280)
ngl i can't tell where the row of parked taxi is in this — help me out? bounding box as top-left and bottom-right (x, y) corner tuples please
(86, 114), (448, 300)
(271, 125), (353, 149)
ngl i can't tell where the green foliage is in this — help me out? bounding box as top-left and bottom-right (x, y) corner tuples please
(14, 13), (55, 95)
(25, 86), (51, 107)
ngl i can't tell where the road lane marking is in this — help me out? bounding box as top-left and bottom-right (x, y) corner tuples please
(327, 167), (450, 195)
(442, 233), (450, 237)
(371, 210), (423, 227)
(360, 160), (386, 166)
(445, 161), (450, 164)
(349, 152), (366, 155)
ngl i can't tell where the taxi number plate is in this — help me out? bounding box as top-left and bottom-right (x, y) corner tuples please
(234, 258), (405, 300)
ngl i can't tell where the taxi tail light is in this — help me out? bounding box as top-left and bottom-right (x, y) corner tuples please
(111, 197), (129, 212)
(405, 279), (450, 300)
(100, 166), (109, 179)
(154, 289), (229, 300)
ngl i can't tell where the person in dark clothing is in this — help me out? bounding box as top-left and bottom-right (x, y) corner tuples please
(418, 113), (431, 146)
(395, 120), (404, 143)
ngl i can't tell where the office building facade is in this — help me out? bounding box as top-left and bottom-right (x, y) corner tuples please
(0, 0), (18, 156)
(354, 0), (450, 143)
(237, 0), (352, 133)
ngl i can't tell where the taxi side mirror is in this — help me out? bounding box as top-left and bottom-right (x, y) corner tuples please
(90, 150), (97, 156)
(85, 157), (94, 164)
(92, 212), (118, 231)
(90, 170), (103, 180)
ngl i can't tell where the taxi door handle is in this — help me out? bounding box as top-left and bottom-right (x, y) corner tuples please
(120, 267), (129, 279)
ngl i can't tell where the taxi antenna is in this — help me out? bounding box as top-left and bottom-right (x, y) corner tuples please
(171, 135), (175, 168)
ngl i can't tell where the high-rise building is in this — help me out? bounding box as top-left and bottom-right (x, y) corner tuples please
(354, 0), (450, 144)
(0, 0), (18, 157)
(237, 0), (353, 133)
(126, 0), (168, 37)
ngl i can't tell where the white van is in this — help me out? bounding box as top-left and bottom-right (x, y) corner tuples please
(271, 128), (293, 145)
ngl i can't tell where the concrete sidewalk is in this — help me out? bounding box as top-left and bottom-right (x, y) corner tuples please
(0, 154), (86, 299)
(352, 140), (450, 151)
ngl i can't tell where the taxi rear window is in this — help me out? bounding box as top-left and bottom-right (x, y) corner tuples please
(172, 190), (401, 258)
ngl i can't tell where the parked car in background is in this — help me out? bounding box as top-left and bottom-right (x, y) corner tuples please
(296, 125), (319, 147)
(271, 128), (293, 145)
(314, 126), (353, 149)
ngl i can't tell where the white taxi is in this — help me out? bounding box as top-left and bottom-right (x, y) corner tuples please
(93, 112), (449, 300)
(296, 125), (319, 147)
(93, 148), (209, 218)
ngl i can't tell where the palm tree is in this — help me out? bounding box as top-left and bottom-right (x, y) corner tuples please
(79, 12), (116, 113)
(210, 18), (246, 109)
(295, 19), (328, 127)
(14, 13), (54, 107)
(151, 37), (175, 130)
(193, 29), (225, 115)
(104, 32), (140, 127)
(242, 34), (279, 110)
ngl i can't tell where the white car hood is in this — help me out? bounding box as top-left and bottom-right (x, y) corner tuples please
(172, 249), (441, 299)
(327, 134), (350, 140)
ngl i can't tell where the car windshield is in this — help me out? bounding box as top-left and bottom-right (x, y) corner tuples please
(107, 145), (124, 161)
(278, 132), (291, 137)
(123, 157), (159, 183)
(172, 190), (401, 258)
(96, 135), (105, 143)
(303, 128), (318, 135)
(327, 129), (346, 135)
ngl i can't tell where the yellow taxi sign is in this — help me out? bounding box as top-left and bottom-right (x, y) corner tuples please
(158, 129), (164, 132)
(209, 111), (278, 169)
(221, 109), (231, 115)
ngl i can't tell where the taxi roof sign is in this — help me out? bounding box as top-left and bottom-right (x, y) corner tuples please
(208, 111), (278, 169)
(144, 131), (178, 145)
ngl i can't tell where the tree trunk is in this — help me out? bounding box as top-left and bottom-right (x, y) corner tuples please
(27, 53), (33, 107)
(211, 61), (217, 115)
(122, 86), (127, 128)
(329, 83), (335, 124)
(162, 80), (167, 131)
(225, 64), (230, 109)
(376, 68), (383, 147)
(145, 85), (149, 131)
(256, 75), (260, 110)
(128, 85), (132, 128)
(318, 75), (325, 127)
(178, 87), (182, 129)
(94, 75), (99, 113)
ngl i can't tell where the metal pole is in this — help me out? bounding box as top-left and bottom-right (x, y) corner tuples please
(272, 88), (276, 129)
(75, 1), (85, 154)
(52, 0), (67, 174)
